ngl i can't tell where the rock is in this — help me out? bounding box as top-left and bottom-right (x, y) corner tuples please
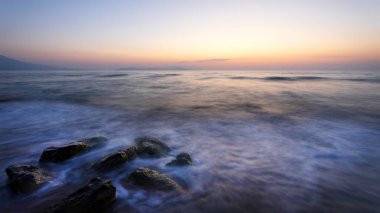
(5, 164), (52, 194)
(127, 167), (183, 192)
(136, 136), (171, 158)
(40, 137), (108, 163)
(78, 136), (108, 149)
(92, 146), (137, 171)
(44, 177), (116, 213)
(167, 152), (192, 167)
(40, 142), (88, 163)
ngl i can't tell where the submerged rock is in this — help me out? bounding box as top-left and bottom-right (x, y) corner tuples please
(44, 177), (116, 213)
(39, 136), (108, 163)
(92, 146), (137, 171)
(136, 136), (171, 158)
(5, 164), (53, 194)
(127, 167), (183, 192)
(167, 152), (192, 167)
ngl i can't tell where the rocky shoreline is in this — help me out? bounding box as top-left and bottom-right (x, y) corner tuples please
(4, 136), (192, 213)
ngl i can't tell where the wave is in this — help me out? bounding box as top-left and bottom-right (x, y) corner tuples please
(0, 97), (15, 102)
(228, 76), (327, 81)
(149, 85), (170, 89)
(229, 76), (258, 80)
(98, 74), (129, 78)
(145, 74), (181, 79)
(228, 76), (380, 83)
(343, 78), (380, 83)
(264, 76), (327, 81)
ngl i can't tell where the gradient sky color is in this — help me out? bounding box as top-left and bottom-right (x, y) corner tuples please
(1, 0), (380, 70)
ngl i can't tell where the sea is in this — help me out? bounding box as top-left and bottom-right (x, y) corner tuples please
(0, 70), (379, 212)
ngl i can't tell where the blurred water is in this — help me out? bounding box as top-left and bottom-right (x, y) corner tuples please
(0, 70), (379, 212)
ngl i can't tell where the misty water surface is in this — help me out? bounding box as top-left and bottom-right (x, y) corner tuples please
(0, 70), (379, 212)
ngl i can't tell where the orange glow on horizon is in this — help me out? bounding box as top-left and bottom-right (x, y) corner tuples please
(1, 0), (379, 69)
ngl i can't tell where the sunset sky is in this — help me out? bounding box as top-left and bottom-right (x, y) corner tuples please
(1, 0), (379, 70)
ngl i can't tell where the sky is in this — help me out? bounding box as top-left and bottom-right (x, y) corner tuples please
(0, 0), (379, 70)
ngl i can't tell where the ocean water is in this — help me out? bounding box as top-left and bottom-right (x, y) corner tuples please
(0, 70), (379, 212)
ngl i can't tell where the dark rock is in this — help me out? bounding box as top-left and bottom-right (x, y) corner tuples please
(167, 152), (192, 167)
(92, 146), (137, 171)
(177, 153), (192, 161)
(40, 137), (108, 163)
(136, 136), (171, 158)
(44, 177), (116, 213)
(127, 167), (183, 192)
(40, 142), (88, 163)
(5, 164), (52, 194)
(78, 136), (108, 149)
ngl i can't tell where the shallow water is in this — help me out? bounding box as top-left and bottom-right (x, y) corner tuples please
(0, 70), (379, 212)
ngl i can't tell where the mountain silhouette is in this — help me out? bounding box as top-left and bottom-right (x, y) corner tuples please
(0, 55), (68, 70)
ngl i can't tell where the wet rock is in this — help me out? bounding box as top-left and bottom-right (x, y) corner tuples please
(40, 137), (108, 163)
(5, 164), (52, 194)
(136, 136), (171, 158)
(40, 142), (87, 163)
(44, 177), (116, 213)
(167, 152), (192, 167)
(92, 146), (137, 171)
(78, 136), (108, 149)
(128, 167), (183, 192)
